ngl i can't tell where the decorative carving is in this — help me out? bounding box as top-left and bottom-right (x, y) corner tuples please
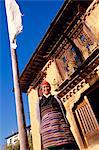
(43, 59), (53, 73)
(85, 68), (99, 86)
(61, 66), (98, 104)
(62, 79), (86, 103)
(83, 0), (98, 21)
(55, 39), (82, 80)
(52, 78), (59, 89)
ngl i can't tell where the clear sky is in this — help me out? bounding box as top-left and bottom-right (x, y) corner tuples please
(0, 0), (64, 148)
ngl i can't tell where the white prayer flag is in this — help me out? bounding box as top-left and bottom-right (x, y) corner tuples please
(5, 0), (23, 49)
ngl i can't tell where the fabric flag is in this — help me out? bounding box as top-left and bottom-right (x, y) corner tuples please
(5, 0), (23, 49)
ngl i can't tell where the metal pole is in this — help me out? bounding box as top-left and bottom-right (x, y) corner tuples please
(10, 47), (29, 150)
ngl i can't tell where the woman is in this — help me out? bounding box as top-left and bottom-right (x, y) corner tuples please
(37, 80), (78, 150)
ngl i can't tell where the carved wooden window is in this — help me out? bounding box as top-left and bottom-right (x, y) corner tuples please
(59, 45), (81, 77)
(79, 31), (94, 54)
(55, 38), (82, 81)
(75, 96), (99, 146)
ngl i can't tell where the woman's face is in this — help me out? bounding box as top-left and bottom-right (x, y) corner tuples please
(42, 85), (51, 95)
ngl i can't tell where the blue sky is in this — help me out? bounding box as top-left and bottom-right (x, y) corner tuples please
(0, 0), (64, 148)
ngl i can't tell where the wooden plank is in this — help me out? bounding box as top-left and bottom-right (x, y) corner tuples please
(84, 105), (95, 131)
(78, 107), (89, 134)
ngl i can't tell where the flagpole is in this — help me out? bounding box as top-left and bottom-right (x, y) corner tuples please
(5, 0), (29, 149)
(10, 41), (29, 150)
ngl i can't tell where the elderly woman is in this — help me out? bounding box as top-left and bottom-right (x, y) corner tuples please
(37, 80), (78, 150)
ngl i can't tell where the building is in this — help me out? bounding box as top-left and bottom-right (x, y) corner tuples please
(6, 125), (31, 146)
(19, 0), (99, 150)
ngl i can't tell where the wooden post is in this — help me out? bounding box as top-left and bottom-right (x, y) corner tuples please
(10, 47), (29, 150)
